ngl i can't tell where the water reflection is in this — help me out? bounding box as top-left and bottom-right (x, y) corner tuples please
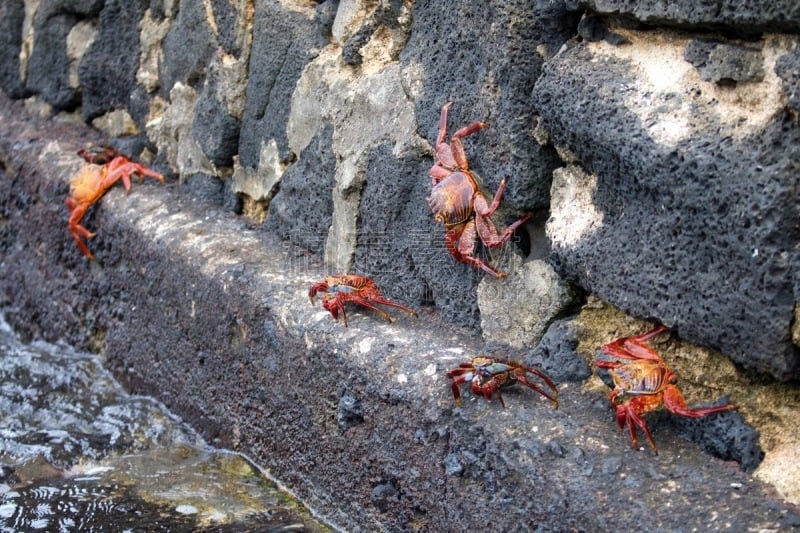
(0, 315), (330, 531)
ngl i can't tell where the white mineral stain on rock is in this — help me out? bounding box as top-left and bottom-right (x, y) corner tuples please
(146, 83), (215, 178)
(332, 0), (375, 44)
(19, 0), (38, 85)
(547, 165), (604, 249)
(589, 30), (787, 145)
(793, 305), (800, 348)
(66, 20), (96, 88)
(755, 428), (800, 504)
(92, 109), (139, 137)
(137, 9), (171, 92)
(231, 139), (283, 202)
(286, 46), (427, 272)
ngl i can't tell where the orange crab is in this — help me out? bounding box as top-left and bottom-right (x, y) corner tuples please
(66, 146), (164, 259)
(596, 325), (737, 454)
(309, 274), (418, 327)
(447, 356), (559, 408)
(428, 102), (532, 278)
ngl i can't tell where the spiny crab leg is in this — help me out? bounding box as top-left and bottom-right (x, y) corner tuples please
(515, 369), (559, 408)
(601, 325), (668, 361)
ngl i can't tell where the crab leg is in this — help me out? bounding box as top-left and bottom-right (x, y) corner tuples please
(515, 371), (559, 408)
(362, 296), (418, 318)
(620, 402), (659, 454)
(449, 123), (487, 170)
(471, 178), (532, 249)
(106, 158), (165, 192)
(65, 201), (96, 258)
(452, 121), (489, 141)
(436, 101), (488, 147)
(308, 282), (329, 304)
(446, 222), (506, 278)
(485, 387), (506, 408)
(601, 325), (669, 361)
(348, 296), (394, 323)
(429, 164), (452, 184)
(663, 386), (736, 417)
(69, 229), (95, 259)
(474, 210), (532, 250)
(436, 101), (453, 146)
(448, 373), (473, 406)
(329, 296), (347, 327)
(435, 102), (487, 171)
(479, 177), (508, 217)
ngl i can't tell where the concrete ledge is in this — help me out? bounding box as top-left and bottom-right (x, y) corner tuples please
(1, 93), (798, 530)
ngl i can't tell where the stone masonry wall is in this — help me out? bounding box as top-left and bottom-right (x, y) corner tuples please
(2, 0), (800, 521)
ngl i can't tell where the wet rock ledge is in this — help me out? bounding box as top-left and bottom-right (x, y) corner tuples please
(1, 94), (799, 530)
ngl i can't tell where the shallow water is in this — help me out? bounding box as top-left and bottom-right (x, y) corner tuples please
(0, 314), (330, 532)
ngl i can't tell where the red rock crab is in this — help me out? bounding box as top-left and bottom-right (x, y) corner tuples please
(447, 356), (559, 408)
(596, 325), (737, 454)
(428, 102), (532, 278)
(66, 146), (163, 259)
(309, 274), (417, 327)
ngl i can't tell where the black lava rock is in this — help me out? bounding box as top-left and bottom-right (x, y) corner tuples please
(684, 39), (764, 84)
(237, 1), (327, 169)
(527, 317), (591, 383)
(0, 0), (28, 98)
(158, 0), (217, 96)
(78, 0), (150, 121)
(533, 42), (800, 380)
(264, 124), (336, 257)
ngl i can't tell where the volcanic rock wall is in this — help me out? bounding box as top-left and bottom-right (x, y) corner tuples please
(2, 0), (800, 516)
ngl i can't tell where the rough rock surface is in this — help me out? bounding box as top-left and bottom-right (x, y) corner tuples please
(775, 45), (800, 112)
(0, 0), (27, 98)
(265, 124), (336, 257)
(478, 257), (575, 348)
(526, 316), (592, 384)
(1, 95), (799, 531)
(158, 0), (217, 100)
(192, 60), (242, 167)
(26, 3), (86, 110)
(2, 0), (800, 527)
(352, 141), (442, 316)
(535, 31), (800, 380)
(237, 1), (325, 170)
(78, 0), (149, 122)
(683, 39), (764, 83)
(566, 0), (800, 34)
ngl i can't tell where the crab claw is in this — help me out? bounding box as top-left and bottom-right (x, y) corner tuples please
(78, 145), (122, 165)
(309, 281), (329, 305)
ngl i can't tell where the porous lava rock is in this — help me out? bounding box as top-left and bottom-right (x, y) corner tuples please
(534, 34), (800, 380)
(78, 0), (150, 122)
